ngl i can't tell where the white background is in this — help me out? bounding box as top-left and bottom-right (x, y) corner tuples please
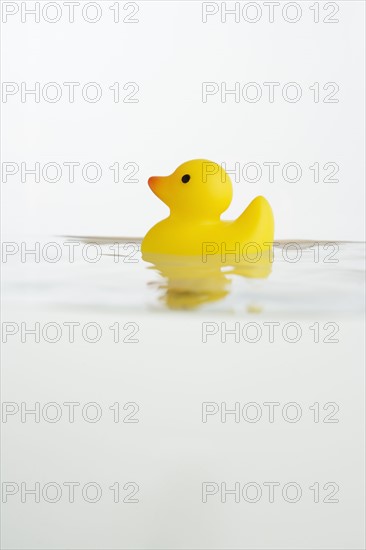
(2, 311), (365, 550)
(1, 0), (365, 240)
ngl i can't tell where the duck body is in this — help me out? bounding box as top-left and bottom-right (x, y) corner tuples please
(141, 159), (274, 257)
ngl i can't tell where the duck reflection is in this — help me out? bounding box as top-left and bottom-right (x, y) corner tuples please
(142, 250), (272, 310)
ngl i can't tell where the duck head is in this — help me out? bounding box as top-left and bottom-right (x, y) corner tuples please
(148, 159), (233, 220)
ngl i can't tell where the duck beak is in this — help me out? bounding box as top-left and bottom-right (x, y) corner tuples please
(148, 176), (160, 192)
(148, 175), (170, 206)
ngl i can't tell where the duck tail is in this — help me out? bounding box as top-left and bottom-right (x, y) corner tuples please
(233, 196), (274, 245)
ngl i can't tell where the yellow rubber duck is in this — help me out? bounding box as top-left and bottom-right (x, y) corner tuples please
(141, 159), (274, 256)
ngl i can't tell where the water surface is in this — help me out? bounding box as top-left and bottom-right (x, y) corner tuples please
(2, 238), (364, 315)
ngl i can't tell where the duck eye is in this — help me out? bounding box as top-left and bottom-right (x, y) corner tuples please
(181, 174), (190, 183)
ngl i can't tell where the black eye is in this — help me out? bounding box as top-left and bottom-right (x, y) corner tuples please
(181, 174), (190, 183)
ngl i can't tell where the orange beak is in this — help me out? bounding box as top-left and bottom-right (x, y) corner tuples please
(148, 176), (160, 192)
(148, 174), (172, 207)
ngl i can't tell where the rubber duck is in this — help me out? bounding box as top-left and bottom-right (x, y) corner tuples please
(141, 159), (274, 256)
